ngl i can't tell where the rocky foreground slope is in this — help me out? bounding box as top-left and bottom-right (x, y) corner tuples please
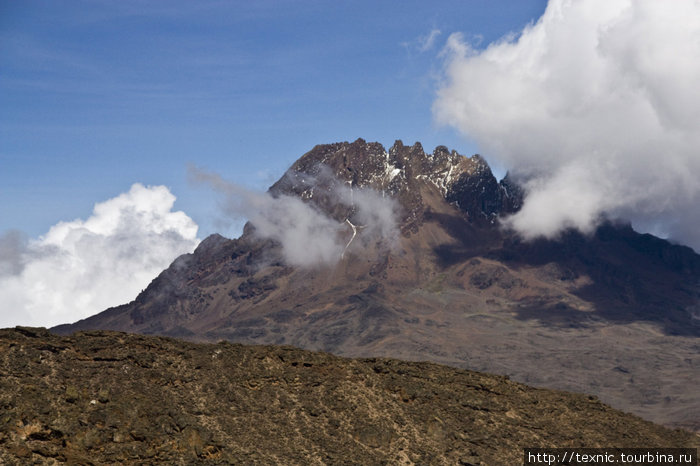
(1, 327), (698, 465)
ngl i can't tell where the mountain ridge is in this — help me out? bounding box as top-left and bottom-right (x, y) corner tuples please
(52, 139), (700, 431)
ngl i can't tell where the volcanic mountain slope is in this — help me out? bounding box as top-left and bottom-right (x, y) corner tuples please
(54, 139), (700, 431)
(2, 327), (698, 465)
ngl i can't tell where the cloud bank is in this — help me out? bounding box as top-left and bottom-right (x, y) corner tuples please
(190, 166), (399, 267)
(434, 0), (700, 250)
(0, 184), (200, 329)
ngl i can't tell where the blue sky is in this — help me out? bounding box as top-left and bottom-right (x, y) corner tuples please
(4, 0), (700, 328)
(1, 0), (547, 239)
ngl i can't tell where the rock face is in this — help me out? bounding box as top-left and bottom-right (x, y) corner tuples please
(1, 328), (697, 465)
(53, 139), (700, 431)
(269, 140), (520, 231)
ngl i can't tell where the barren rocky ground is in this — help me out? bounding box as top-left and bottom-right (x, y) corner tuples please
(1, 327), (698, 465)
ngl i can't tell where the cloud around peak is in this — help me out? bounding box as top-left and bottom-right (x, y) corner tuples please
(433, 0), (700, 250)
(189, 165), (399, 268)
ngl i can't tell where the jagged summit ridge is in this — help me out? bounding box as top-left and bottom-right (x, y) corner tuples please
(270, 138), (522, 229)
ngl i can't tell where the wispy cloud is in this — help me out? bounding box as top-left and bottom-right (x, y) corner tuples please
(419, 28), (442, 52)
(0, 184), (200, 328)
(434, 0), (700, 251)
(402, 28), (442, 55)
(189, 165), (399, 267)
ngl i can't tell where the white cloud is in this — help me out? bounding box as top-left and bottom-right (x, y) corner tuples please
(0, 184), (200, 329)
(434, 0), (700, 250)
(419, 29), (442, 52)
(402, 28), (442, 54)
(189, 166), (399, 267)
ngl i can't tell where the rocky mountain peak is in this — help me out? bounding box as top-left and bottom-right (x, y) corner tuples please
(269, 138), (522, 230)
(51, 139), (700, 433)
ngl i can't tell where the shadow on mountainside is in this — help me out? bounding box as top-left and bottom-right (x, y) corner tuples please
(432, 213), (700, 336)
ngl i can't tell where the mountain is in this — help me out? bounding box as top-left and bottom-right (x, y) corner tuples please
(2, 327), (697, 464)
(53, 139), (700, 431)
